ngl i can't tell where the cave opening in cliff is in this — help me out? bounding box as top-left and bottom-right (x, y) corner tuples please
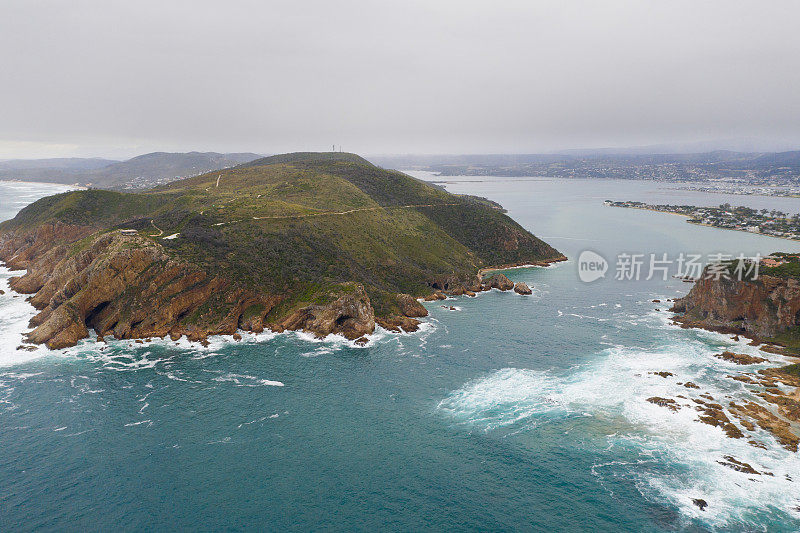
(85, 301), (116, 334)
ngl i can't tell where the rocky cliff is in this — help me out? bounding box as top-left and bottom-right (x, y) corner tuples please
(0, 152), (564, 349)
(0, 224), (379, 348)
(671, 273), (800, 339)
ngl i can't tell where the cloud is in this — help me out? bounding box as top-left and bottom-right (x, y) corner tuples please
(1, 0), (799, 157)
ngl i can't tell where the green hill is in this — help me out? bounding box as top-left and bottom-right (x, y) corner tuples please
(0, 152), (562, 347)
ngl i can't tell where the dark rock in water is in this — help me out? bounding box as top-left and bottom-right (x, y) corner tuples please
(0, 289), (4, 295)
(354, 336), (369, 346)
(646, 396), (680, 411)
(694, 401), (745, 439)
(692, 498), (708, 511)
(683, 382), (700, 389)
(232, 333), (242, 341)
(717, 455), (760, 475)
(397, 293), (428, 318)
(485, 273), (514, 291)
(649, 371), (674, 378)
(16, 345), (37, 352)
(652, 299), (661, 303)
(514, 282), (532, 295)
(715, 351), (767, 365)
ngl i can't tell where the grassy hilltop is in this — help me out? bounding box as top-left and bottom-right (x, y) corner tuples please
(2, 152), (561, 326)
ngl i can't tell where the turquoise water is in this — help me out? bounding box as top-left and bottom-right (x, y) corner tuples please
(2, 178), (800, 531)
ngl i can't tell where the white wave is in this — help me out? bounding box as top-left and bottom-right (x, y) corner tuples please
(206, 371), (284, 387)
(124, 419), (153, 427)
(0, 266), (53, 367)
(438, 340), (800, 527)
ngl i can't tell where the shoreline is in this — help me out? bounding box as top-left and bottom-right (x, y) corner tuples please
(667, 309), (800, 452)
(0, 262), (431, 362)
(478, 254), (568, 276)
(0, 179), (86, 190)
(0, 250), (564, 353)
(610, 204), (800, 242)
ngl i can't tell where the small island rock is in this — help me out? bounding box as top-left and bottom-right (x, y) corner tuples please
(514, 282), (532, 295)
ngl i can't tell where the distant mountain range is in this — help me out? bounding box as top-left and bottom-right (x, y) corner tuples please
(4, 149), (800, 188)
(372, 150), (800, 182)
(0, 152), (262, 189)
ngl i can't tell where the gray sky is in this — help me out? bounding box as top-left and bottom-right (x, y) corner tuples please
(2, 0), (800, 159)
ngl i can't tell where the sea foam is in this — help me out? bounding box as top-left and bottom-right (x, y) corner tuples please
(437, 336), (800, 528)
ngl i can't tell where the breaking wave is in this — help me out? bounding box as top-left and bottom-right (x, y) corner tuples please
(438, 332), (800, 529)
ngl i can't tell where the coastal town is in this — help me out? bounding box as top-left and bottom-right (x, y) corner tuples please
(605, 200), (800, 240)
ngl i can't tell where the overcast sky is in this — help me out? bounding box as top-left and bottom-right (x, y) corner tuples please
(2, 0), (800, 159)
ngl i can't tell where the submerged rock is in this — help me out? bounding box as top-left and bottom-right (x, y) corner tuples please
(717, 455), (760, 475)
(649, 371), (674, 378)
(692, 498), (708, 511)
(646, 396), (680, 411)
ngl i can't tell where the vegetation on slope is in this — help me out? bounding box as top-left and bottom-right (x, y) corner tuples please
(1, 152), (561, 319)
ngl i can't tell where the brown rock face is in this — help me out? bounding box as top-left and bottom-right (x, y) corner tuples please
(424, 292), (447, 301)
(280, 283), (375, 340)
(513, 282), (532, 295)
(375, 315), (421, 333)
(0, 225), (378, 347)
(397, 293), (428, 318)
(715, 351), (767, 365)
(3, 230), (261, 349)
(671, 274), (800, 338)
(485, 273), (514, 291)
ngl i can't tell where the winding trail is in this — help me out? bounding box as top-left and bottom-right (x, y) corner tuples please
(212, 202), (463, 226)
(149, 219), (164, 237)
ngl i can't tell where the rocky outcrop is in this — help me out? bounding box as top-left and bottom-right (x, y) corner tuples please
(485, 273), (514, 291)
(671, 273), (800, 338)
(280, 283), (375, 340)
(513, 282), (532, 295)
(397, 293), (428, 318)
(375, 315), (421, 333)
(0, 227), (377, 347)
(715, 351), (767, 365)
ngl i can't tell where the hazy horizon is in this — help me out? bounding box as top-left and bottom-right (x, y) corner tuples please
(2, 0), (800, 159)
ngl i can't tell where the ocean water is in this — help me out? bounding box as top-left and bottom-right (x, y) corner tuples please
(2, 178), (800, 531)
